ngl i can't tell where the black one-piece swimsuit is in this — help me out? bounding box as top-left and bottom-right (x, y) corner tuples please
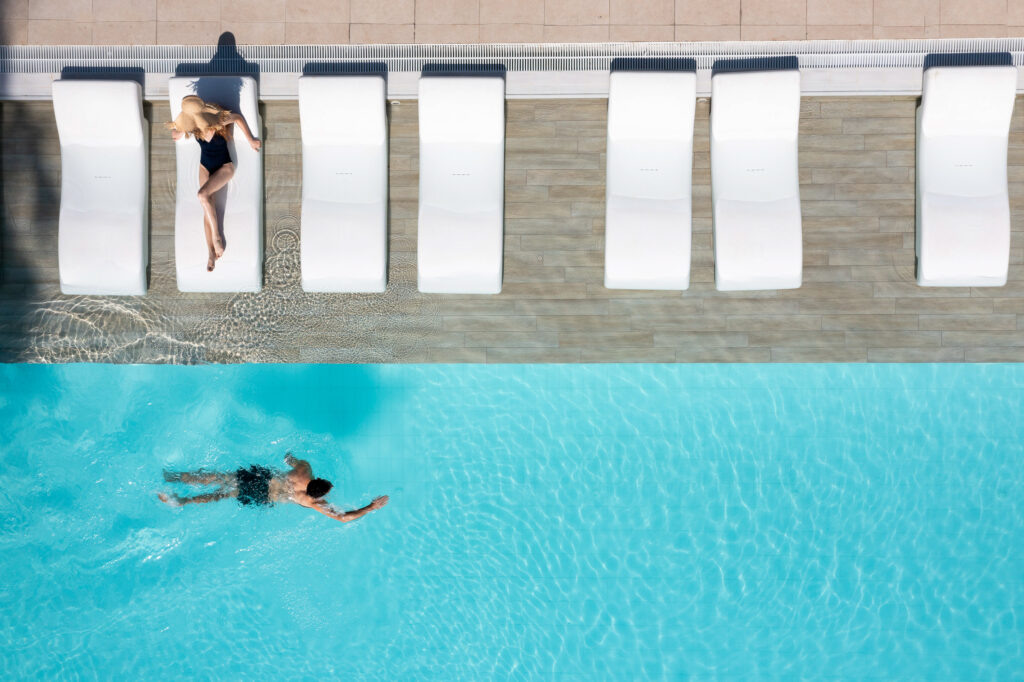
(197, 133), (232, 174)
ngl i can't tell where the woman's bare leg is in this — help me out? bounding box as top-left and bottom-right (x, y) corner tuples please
(197, 162), (235, 270)
(197, 165), (216, 271)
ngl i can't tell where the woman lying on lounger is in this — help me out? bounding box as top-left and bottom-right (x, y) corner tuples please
(166, 95), (262, 272)
(160, 453), (389, 524)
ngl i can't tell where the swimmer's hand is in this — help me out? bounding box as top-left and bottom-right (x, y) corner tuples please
(284, 452), (296, 465)
(249, 139), (261, 152)
(315, 495), (388, 523)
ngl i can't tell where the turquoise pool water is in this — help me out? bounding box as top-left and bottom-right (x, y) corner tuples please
(1, 364), (1022, 678)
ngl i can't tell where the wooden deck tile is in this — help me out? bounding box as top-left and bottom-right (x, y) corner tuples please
(1, 96), (1023, 363)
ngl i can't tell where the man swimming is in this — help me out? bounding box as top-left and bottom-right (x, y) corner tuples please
(159, 453), (388, 523)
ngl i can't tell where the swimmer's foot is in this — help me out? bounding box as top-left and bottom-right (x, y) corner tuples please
(158, 492), (182, 507)
(213, 236), (225, 259)
(207, 249), (216, 272)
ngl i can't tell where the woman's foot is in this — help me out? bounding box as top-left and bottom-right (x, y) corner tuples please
(207, 248), (216, 272)
(213, 236), (225, 259)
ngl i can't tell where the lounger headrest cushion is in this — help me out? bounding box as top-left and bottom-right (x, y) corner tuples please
(52, 79), (144, 146)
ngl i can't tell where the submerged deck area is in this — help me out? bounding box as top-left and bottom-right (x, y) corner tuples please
(1, 95), (1023, 363)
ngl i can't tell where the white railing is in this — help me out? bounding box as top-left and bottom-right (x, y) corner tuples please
(2, 39), (1023, 99)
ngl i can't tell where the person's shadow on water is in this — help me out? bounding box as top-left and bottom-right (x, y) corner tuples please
(173, 32), (260, 115)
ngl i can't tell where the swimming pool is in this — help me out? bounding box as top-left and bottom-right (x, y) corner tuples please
(1, 364), (1021, 678)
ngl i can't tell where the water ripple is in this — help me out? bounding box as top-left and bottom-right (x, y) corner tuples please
(0, 365), (1022, 677)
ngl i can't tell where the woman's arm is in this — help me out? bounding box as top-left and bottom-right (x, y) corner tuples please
(314, 495), (389, 523)
(229, 112), (261, 151)
(170, 129), (184, 141)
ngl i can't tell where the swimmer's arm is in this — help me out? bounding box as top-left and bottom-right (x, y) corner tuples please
(284, 453), (312, 475)
(314, 496), (389, 523)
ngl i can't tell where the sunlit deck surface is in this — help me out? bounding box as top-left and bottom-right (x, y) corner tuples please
(1, 96), (1023, 362)
(3, 2), (1021, 44)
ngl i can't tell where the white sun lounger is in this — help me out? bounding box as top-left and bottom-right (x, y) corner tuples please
(916, 53), (1017, 287)
(52, 79), (148, 295)
(169, 75), (263, 293)
(711, 58), (802, 291)
(605, 64), (696, 290)
(417, 73), (505, 294)
(299, 75), (388, 292)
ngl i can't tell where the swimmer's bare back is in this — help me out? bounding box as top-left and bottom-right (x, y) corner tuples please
(277, 453), (389, 522)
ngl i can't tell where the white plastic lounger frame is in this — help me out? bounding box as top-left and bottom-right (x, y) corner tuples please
(169, 75), (263, 292)
(53, 79), (148, 295)
(299, 74), (388, 293)
(916, 53), (1017, 287)
(711, 57), (803, 291)
(605, 59), (696, 290)
(417, 68), (505, 294)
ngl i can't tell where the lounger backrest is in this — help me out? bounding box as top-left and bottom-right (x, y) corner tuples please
(711, 70), (800, 142)
(299, 75), (386, 146)
(919, 63), (1016, 198)
(299, 75), (388, 209)
(607, 70), (695, 201)
(608, 72), (694, 144)
(419, 75), (505, 214)
(419, 77), (504, 146)
(920, 65), (1016, 138)
(711, 65), (801, 203)
(52, 79), (143, 148)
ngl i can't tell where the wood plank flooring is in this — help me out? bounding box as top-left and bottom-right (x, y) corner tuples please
(1, 96), (1022, 363)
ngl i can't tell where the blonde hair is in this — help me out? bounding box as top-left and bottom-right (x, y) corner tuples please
(165, 96), (233, 139)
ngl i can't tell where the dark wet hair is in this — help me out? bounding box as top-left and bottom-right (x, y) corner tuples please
(306, 478), (333, 499)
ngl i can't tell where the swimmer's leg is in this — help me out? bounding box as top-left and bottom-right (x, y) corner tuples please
(159, 487), (237, 506)
(164, 469), (236, 486)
